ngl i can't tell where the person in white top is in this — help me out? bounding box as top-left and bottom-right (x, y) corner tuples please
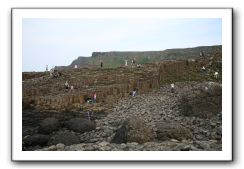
(132, 89), (137, 97)
(171, 83), (175, 93)
(214, 72), (219, 79)
(125, 60), (128, 66)
(70, 85), (74, 90)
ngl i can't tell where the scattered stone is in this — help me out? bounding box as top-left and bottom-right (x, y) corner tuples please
(28, 81), (221, 151)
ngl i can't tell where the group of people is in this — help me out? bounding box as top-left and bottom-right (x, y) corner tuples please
(65, 80), (97, 105)
(125, 58), (137, 67)
(46, 65), (62, 78)
(201, 66), (219, 79)
(130, 84), (175, 97)
(64, 81), (74, 91)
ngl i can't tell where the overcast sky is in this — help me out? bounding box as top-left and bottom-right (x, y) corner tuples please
(22, 18), (222, 72)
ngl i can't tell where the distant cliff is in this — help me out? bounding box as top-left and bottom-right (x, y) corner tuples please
(56, 45), (222, 70)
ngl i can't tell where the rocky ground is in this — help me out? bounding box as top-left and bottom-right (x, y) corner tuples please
(23, 81), (222, 151)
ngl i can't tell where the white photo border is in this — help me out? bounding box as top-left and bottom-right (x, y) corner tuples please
(12, 8), (233, 161)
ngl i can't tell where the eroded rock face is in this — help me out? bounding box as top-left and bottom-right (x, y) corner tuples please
(48, 131), (80, 146)
(39, 118), (60, 134)
(64, 118), (96, 133)
(156, 122), (193, 141)
(179, 82), (222, 118)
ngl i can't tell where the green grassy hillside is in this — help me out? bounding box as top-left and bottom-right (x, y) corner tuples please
(56, 45), (221, 69)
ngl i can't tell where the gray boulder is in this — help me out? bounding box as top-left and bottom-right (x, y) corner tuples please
(156, 122), (192, 141)
(23, 134), (50, 147)
(127, 116), (155, 144)
(64, 118), (96, 133)
(48, 131), (80, 146)
(39, 117), (60, 134)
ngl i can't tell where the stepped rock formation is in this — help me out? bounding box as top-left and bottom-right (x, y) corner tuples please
(23, 45), (221, 114)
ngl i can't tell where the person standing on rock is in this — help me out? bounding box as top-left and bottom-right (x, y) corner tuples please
(49, 68), (54, 77)
(171, 83), (175, 93)
(93, 93), (97, 103)
(214, 72), (219, 79)
(132, 58), (136, 67)
(100, 60), (103, 68)
(125, 59), (128, 67)
(70, 85), (74, 91)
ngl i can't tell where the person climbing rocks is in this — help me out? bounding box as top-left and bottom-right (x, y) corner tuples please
(201, 66), (207, 75)
(171, 83), (175, 93)
(65, 81), (69, 90)
(93, 92), (97, 103)
(132, 88), (137, 97)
